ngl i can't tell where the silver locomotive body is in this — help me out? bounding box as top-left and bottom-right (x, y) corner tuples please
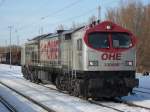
(21, 21), (138, 98)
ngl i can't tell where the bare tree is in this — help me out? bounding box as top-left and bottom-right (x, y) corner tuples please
(105, 1), (150, 72)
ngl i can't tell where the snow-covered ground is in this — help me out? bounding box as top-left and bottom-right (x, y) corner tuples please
(0, 102), (10, 112)
(0, 84), (48, 112)
(0, 64), (150, 112)
(122, 74), (150, 109)
(0, 64), (117, 112)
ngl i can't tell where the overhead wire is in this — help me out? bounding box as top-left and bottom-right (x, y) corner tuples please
(23, 7), (97, 38)
(19, 0), (120, 31)
(19, 0), (120, 38)
(0, 0), (118, 32)
(47, 8), (97, 26)
(38, 1), (120, 31)
(0, 0), (120, 38)
(41, 0), (83, 20)
(0, 0), (82, 31)
(18, 0), (84, 30)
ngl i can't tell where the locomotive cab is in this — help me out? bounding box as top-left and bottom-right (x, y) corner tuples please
(79, 21), (139, 98)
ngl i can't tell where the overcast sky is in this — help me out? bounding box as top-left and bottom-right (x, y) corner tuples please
(0, 0), (149, 46)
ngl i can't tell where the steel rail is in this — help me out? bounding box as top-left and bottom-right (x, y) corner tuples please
(0, 96), (17, 112)
(133, 89), (150, 95)
(115, 98), (150, 110)
(0, 81), (56, 112)
(89, 100), (124, 112)
(0, 80), (125, 112)
(42, 84), (150, 111)
(1, 70), (150, 111)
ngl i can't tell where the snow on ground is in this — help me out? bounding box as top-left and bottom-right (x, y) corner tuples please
(0, 64), (22, 78)
(0, 64), (117, 112)
(122, 74), (150, 109)
(0, 64), (21, 73)
(0, 64), (150, 112)
(137, 75), (150, 89)
(0, 76), (117, 112)
(0, 84), (47, 112)
(99, 101), (148, 112)
(0, 102), (10, 112)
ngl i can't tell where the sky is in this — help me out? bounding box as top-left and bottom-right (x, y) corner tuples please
(0, 0), (149, 46)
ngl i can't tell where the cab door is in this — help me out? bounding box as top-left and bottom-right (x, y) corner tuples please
(76, 39), (83, 69)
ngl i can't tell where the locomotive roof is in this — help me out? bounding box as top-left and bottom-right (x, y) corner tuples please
(31, 33), (52, 41)
(28, 26), (84, 42)
(43, 26), (84, 39)
(44, 32), (60, 39)
(62, 26), (84, 35)
(26, 33), (52, 45)
(28, 20), (134, 42)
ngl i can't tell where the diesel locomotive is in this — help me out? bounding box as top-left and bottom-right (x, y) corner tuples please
(21, 21), (139, 98)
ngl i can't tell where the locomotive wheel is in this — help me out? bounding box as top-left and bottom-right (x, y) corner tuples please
(32, 72), (36, 83)
(35, 77), (40, 84)
(29, 72), (33, 82)
(68, 79), (75, 96)
(33, 71), (38, 83)
(33, 70), (40, 84)
(55, 76), (61, 89)
(26, 68), (31, 80)
(22, 70), (27, 79)
(29, 71), (34, 82)
(26, 71), (31, 80)
(24, 68), (29, 80)
(73, 80), (81, 97)
(68, 79), (81, 97)
(25, 69), (29, 80)
(68, 80), (73, 94)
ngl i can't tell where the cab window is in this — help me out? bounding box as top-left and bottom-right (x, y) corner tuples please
(88, 32), (109, 49)
(77, 39), (82, 50)
(112, 33), (132, 48)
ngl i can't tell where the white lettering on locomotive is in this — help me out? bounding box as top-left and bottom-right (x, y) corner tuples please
(40, 39), (60, 61)
(101, 53), (122, 60)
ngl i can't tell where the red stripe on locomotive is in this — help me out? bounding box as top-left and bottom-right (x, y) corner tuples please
(84, 21), (137, 53)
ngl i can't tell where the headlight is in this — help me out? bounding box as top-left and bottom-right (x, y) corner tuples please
(125, 61), (133, 66)
(89, 61), (98, 66)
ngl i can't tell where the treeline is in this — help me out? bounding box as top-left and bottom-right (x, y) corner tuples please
(105, 1), (150, 72)
(0, 46), (21, 54)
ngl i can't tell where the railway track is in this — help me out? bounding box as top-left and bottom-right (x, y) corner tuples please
(4, 78), (150, 111)
(0, 96), (17, 112)
(0, 81), (55, 112)
(89, 97), (150, 111)
(41, 84), (150, 111)
(139, 87), (150, 90)
(0, 79), (122, 112)
(133, 89), (150, 95)
(132, 86), (150, 96)
(121, 99), (150, 110)
(0, 82), (129, 112)
(0, 70), (21, 77)
(1, 70), (150, 112)
(89, 100), (124, 112)
(0, 81), (123, 112)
